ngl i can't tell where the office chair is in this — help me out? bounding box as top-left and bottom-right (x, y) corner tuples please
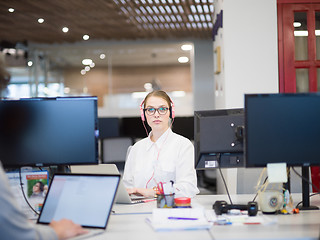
(101, 137), (133, 173)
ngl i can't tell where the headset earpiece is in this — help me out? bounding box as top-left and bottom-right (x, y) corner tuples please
(169, 99), (175, 119)
(140, 100), (145, 121)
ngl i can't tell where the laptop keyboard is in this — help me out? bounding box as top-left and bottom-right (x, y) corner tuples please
(68, 229), (105, 240)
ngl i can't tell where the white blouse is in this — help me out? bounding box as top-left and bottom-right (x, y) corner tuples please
(123, 128), (199, 198)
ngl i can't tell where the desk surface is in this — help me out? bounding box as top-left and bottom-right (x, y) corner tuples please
(89, 193), (320, 240)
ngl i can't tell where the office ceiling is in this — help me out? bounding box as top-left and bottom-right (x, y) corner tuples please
(0, 0), (214, 68)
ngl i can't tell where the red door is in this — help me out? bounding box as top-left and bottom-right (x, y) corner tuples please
(278, 0), (320, 192)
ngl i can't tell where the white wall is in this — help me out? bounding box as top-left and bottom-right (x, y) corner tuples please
(213, 0), (279, 194)
(215, 0), (279, 110)
(224, 0), (278, 109)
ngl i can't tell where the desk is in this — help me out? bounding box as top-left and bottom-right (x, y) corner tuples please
(89, 194), (320, 240)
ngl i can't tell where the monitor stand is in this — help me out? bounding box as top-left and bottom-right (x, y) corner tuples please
(298, 166), (319, 211)
(57, 165), (71, 173)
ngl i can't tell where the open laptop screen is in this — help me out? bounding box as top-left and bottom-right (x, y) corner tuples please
(37, 173), (120, 229)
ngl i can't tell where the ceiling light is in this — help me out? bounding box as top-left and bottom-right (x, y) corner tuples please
(38, 18), (44, 24)
(90, 62), (95, 68)
(181, 44), (192, 51)
(293, 22), (302, 27)
(62, 27), (69, 33)
(294, 30), (308, 37)
(178, 56), (189, 63)
(8, 8), (14, 13)
(172, 91), (186, 97)
(80, 69), (86, 75)
(83, 34), (90, 40)
(144, 83), (153, 91)
(190, 5), (197, 13)
(85, 66), (90, 71)
(188, 15), (194, 21)
(100, 53), (106, 59)
(82, 59), (92, 65)
(27, 61), (33, 67)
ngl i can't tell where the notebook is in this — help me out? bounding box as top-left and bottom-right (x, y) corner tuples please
(70, 164), (152, 204)
(37, 173), (120, 236)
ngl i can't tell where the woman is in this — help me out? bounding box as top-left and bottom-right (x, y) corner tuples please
(30, 181), (45, 198)
(123, 90), (199, 198)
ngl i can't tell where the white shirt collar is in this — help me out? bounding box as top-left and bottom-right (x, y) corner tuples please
(146, 128), (172, 151)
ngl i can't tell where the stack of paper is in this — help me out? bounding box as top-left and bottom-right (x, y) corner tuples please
(146, 208), (213, 231)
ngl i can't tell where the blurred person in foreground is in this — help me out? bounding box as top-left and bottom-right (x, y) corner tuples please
(0, 53), (88, 240)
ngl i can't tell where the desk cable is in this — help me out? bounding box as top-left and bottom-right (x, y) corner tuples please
(19, 168), (39, 216)
(252, 176), (268, 202)
(217, 154), (233, 205)
(292, 167), (320, 209)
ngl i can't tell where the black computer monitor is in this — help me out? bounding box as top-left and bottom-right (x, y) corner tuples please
(172, 116), (194, 140)
(120, 117), (149, 139)
(245, 93), (320, 210)
(98, 117), (120, 138)
(0, 96), (99, 168)
(194, 108), (244, 169)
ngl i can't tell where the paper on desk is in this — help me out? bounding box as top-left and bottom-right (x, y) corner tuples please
(146, 208), (213, 231)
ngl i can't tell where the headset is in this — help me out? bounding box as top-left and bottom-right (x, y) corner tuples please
(140, 98), (175, 121)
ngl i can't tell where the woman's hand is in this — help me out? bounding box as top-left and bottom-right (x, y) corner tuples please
(126, 187), (155, 198)
(50, 218), (88, 240)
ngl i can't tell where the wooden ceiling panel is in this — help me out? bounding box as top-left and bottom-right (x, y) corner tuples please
(0, 0), (214, 45)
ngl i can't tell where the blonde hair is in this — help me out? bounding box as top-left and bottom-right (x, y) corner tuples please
(143, 90), (171, 108)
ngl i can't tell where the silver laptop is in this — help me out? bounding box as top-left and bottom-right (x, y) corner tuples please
(37, 173), (120, 237)
(70, 164), (151, 204)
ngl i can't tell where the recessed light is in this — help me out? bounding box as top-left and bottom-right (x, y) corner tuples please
(80, 69), (86, 75)
(178, 56), (189, 63)
(27, 61), (33, 67)
(83, 34), (90, 40)
(38, 18), (44, 24)
(181, 44), (193, 51)
(62, 27), (69, 33)
(90, 62), (95, 68)
(100, 53), (106, 59)
(293, 22), (301, 28)
(85, 66), (90, 71)
(8, 8), (14, 13)
(82, 59), (92, 65)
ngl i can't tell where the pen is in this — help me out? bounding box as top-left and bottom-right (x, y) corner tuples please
(167, 217), (198, 220)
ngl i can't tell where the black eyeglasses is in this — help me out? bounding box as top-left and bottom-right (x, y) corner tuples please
(144, 107), (169, 116)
